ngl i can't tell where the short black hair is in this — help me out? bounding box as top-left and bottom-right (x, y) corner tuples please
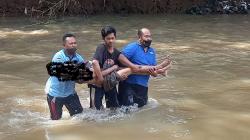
(101, 26), (116, 39)
(62, 33), (76, 43)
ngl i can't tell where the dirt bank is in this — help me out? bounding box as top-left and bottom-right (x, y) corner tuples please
(0, 0), (206, 17)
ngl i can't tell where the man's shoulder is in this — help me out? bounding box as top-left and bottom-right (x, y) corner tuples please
(52, 50), (65, 60)
(54, 49), (64, 56)
(94, 44), (106, 54)
(96, 43), (106, 50)
(93, 44), (105, 60)
(126, 41), (138, 47)
(123, 41), (138, 50)
(114, 47), (121, 53)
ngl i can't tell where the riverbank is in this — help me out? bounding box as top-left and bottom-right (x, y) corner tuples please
(0, 0), (250, 19)
(0, 0), (206, 17)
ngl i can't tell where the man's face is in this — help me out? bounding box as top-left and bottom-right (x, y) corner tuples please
(64, 37), (77, 49)
(104, 33), (116, 47)
(139, 29), (152, 43)
(64, 37), (77, 55)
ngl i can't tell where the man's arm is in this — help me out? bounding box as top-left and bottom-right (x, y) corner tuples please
(118, 54), (139, 72)
(118, 54), (157, 76)
(92, 60), (104, 84)
(101, 65), (119, 76)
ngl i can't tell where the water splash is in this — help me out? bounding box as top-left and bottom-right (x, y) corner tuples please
(172, 129), (191, 138)
(71, 98), (159, 122)
(1, 96), (160, 135)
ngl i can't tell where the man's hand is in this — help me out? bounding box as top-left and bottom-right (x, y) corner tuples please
(112, 65), (119, 70)
(155, 61), (172, 76)
(148, 67), (157, 77)
(155, 69), (168, 76)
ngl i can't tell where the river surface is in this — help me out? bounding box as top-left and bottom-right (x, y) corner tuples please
(0, 15), (250, 140)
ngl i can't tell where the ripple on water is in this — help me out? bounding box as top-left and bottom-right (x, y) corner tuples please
(0, 51), (46, 62)
(172, 129), (191, 138)
(61, 98), (159, 123)
(144, 127), (160, 133)
(0, 29), (49, 36)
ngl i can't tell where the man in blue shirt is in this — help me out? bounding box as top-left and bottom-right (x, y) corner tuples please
(45, 33), (85, 120)
(89, 26), (157, 110)
(118, 28), (157, 108)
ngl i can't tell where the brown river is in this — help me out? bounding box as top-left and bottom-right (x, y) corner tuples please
(0, 15), (250, 140)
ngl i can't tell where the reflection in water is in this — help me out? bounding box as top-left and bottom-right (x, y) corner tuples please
(0, 15), (250, 140)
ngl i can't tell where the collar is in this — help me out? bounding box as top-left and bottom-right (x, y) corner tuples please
(103, 43), (115, 54)
(137, 41), (151, 53)
(63, 49), (76, 60)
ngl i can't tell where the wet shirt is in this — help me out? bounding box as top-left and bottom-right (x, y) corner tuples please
(122, 41), (156, 87)
(93, 43), (121, 69)
(45, 49), (84, 97)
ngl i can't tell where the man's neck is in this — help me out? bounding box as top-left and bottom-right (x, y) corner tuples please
(106, 44), (114, 53)
(64, 49), (75, 58)
(143, 47), (148, 52)
(138, 41), (148, 52)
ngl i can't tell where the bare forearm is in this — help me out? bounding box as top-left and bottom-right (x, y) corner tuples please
(118, 54), (138, 71)
(118, 54), (155, 75)
(92, 60), (104, 82)
(134, 65), (156, 73)
(101, 65), (118, 76)
(132, 67), (156, 76)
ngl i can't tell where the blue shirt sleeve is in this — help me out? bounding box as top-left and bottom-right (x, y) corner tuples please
(52, 52), (64, 63)
(122, 43), (137, 59)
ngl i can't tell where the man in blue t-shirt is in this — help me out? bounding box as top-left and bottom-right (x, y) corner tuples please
(118, 28), (157, 108)
(89, 26), (157, 110)
(45, 33), (84, 120)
